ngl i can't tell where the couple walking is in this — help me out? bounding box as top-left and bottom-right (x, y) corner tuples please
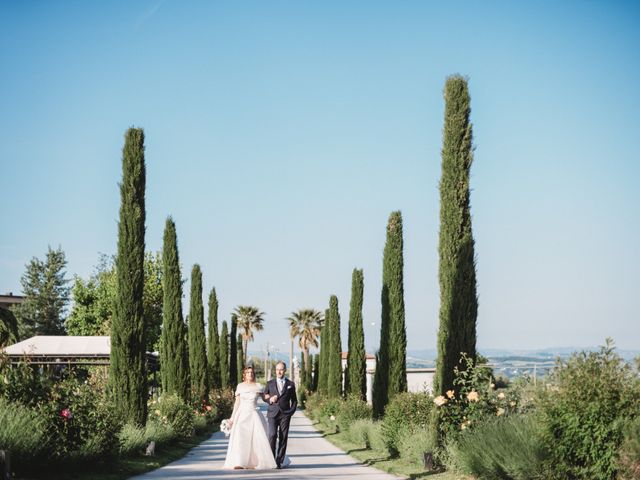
(223, 361), (298, 470)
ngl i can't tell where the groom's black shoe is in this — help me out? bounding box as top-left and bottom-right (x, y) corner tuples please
(276, 464), (282, 469)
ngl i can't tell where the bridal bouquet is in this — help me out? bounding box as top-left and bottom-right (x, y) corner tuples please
(220, 418), (231, 436)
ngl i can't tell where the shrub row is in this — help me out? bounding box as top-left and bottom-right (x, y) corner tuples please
(304, 342), (640, 480)
(0, 362), (235, 476)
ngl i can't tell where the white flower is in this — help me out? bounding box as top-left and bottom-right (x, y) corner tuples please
(433, 395), (447, 407)
(329, 415), (336, 421)
(467, 391), (479, 402)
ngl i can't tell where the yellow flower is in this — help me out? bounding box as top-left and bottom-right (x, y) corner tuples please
(467, 391), (480, 402)
(446, 390), (455, 399)
(433, 395), (447, 407)
(509, 401), (516, 407)
(155, 409), (161, 416)
(497, 408), (505, 416)
(497, 392), (506, 399)
(461, 423), (467, 430)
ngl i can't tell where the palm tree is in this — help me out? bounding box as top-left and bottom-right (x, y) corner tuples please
(234, 305), (266, 359)
(287, 309), (324, 380)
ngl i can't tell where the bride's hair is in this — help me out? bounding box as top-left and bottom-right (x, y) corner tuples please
(242, 365), (255, 381)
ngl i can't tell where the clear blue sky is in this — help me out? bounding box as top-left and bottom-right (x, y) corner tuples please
(1, 1), (639, 353)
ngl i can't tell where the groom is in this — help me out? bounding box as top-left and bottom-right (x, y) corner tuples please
(263, 361), (297, 469)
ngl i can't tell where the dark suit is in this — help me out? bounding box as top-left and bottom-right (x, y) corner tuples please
(263, 377), (297, 466)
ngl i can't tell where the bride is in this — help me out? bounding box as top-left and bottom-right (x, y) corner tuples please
(223, 365), (277, 470)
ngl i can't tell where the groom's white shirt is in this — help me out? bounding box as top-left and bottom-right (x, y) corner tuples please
(277, 377), (286, 394)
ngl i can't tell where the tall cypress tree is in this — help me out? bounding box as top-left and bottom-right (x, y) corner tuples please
(110, 127), (147, 426)
(310, 353), (319, 392)
(160, 217), (189, 401)
(236, 333), (244, 384)
(434, 75), (478, 397)
(188, 264), (208, 404)
(373, 211), (407, 417)
(207, 288), (221, 389)
(299, 352), (307, 389)
(229, 314), (238, 389)
(317, 309), (330, 393)
(327, 295), (342, 398)
(219, 320), (229, 389)
(347, 268), (366, 400)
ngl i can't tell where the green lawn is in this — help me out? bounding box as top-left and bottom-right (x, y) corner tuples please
(308, 418), (470, 480)
(17, 423), (220, 480)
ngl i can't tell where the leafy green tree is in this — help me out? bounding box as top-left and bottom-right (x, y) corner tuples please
(188, 264), (208, 404)
(207, 288), (221, 389)
(110, 127), (147, 426)
(14, 246), (70, 337)
(160, 217), (189, 401)
(0, 307), (19, 347)
(219, 320), (229, 388)
(373, 211), (407, 417)
(346, 268), (366, 400)
(234, 306), (265, 359)
(142, 251), (163, 352)
(287, 309), (323, 382)
(327, 295), (343, 398)
(66, 274), (112, 336)
(66, 252), (163, 351)
(434, 75), (478, 398)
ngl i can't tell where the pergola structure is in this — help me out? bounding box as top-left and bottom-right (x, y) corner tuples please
(1, 335), (159, 369)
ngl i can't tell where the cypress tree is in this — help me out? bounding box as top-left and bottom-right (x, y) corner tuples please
(207, 288), (221, 389)
(229, 314), (238, 389)
(160, 217), (190, 401)
(236, 333), (244, 384)
(310, 353), (319, 392)
(220, 320), (229, 388)
(347, 268), (366, 400)
(317, 309), (330, 393)
(188, 264), (208, 404)
(434, 75), (478, 397)
(110, 127), (147, 426)
(299, 352), (307, 389)
(305, 352), (313, 387)
(327, 295), (342, 398)
(373, 211), (407, 417)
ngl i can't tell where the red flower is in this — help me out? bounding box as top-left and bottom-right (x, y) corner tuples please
(61, 408), (72, 420)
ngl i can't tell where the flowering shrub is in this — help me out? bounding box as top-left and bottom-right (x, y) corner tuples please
(433, 354), (521, 441)
(151, 394), (194, 438)
(37, 372), (121, 463)
(208, 387), (235, 422)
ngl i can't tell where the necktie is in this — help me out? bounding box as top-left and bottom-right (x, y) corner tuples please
(278, 379), (283, 394)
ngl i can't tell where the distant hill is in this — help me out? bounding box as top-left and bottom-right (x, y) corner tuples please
(408, 347), (640, 362)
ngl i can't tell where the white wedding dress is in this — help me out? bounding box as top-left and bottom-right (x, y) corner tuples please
(223, 382), (277, 470)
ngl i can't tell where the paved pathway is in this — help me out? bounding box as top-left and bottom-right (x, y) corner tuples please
(131, 405), (401, 480)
